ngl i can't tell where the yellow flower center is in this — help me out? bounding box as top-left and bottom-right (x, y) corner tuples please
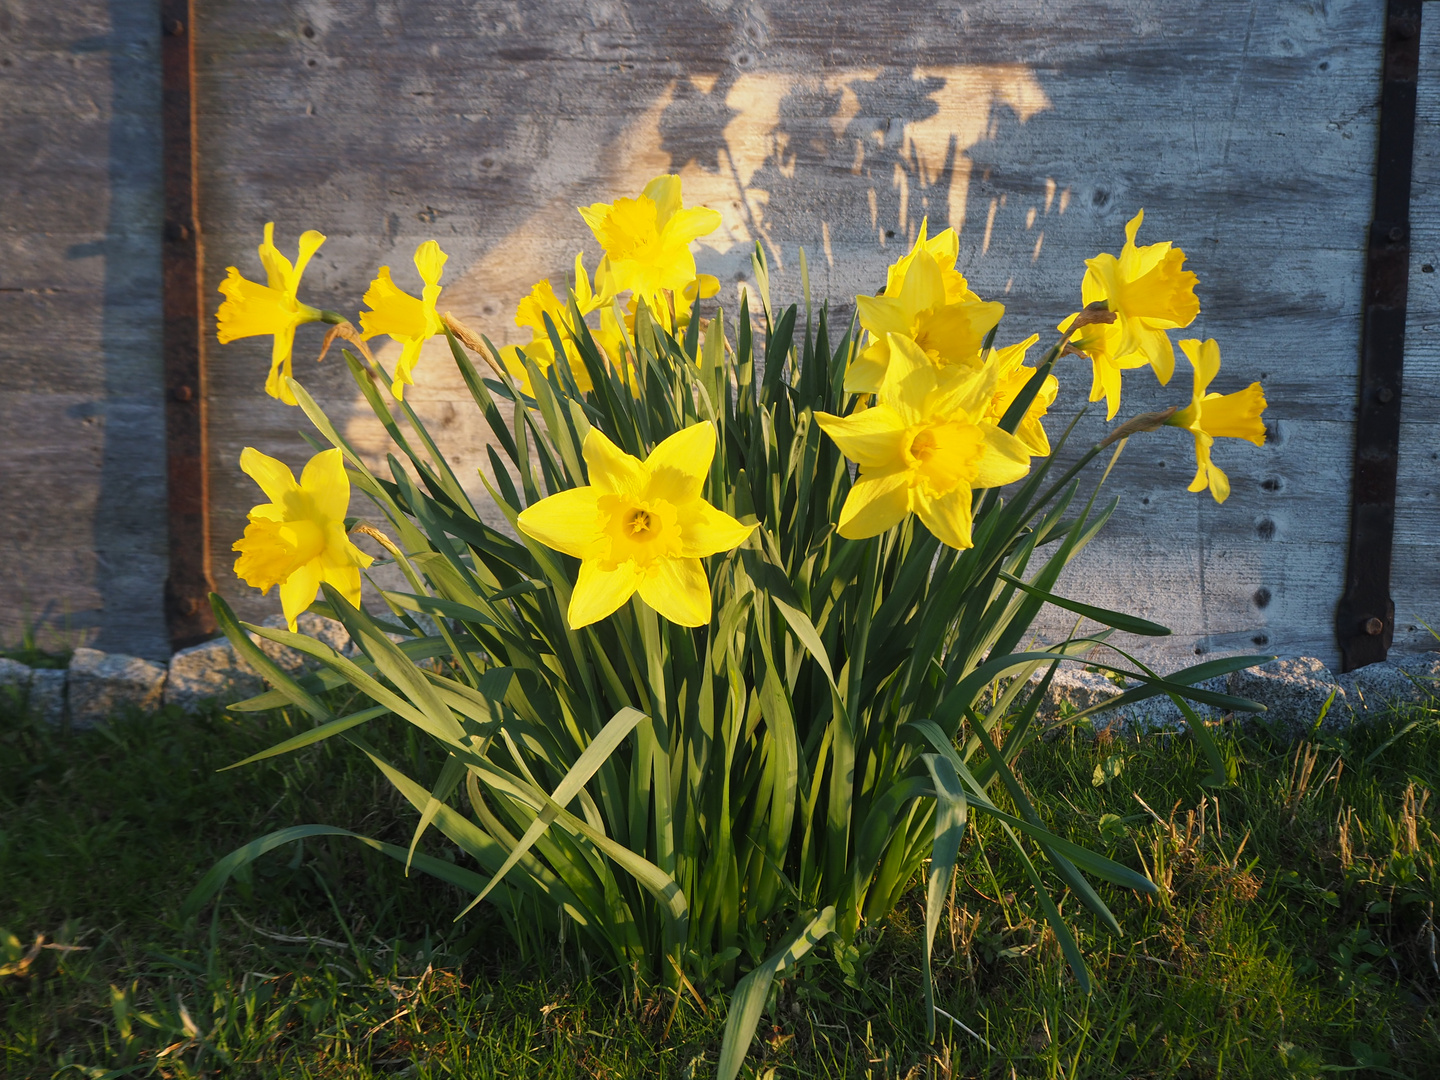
(905, 420), (986, 496)
(599, 494), (681, 569)
(625, 507), (656, 537)
(233, 516), (327, 592)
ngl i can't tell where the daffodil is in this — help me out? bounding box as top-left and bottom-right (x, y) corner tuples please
(1060, 315), (1150, 421)
(500, 255), (618, 394)
(360, 240), (448, 399)
(1066, 209), (1199, 389)
(516, 422), (754, 629)
(847, 246), (1005, 395)
(232, 447), (374, 631)
(883, 218), (979, 305)
(984, 335), (1058, 456)
(817, 335), (1032, 548)
(216, 223), (326, 406)
(1166, 339), (1267, 504)
(579, 174), (721, 303)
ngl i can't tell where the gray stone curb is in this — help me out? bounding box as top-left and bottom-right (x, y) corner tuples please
(1035, 653), (1440, 737)
(2, 614), (354, 728)
(3, 632), (1437, 735)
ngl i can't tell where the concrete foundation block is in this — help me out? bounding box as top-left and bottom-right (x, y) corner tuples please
(165, 638), (266, 713)
(67, 647), (167, 729)
(28, 668), (67, 726)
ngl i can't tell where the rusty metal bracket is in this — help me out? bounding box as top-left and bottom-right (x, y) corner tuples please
(1337, 0), (1422, 672)
(161, 0), (216, 650)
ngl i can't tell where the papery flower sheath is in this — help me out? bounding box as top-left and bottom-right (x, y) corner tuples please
(579, 174), (721, 304)
(232, 447), (373, 631)
(516, 422), (754, 629)
(360, 240), (448, 399)
(1167, 338), (1267, 504)
(1063, 209), (1199, 392)
(216, 223), (326, 406)
(818, 334), (1032, 549)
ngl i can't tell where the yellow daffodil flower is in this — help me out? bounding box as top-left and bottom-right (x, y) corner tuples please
(1065, 209), (1199, 390)
(1060, 315), (1150, 421)
(360, 240), (448, 400)
(883, 218), (980, 305)
(817, 335), (1032, 548)
(1167, 338), (1267, 504)
(232, 447), (373, 631)
(579, 174), (721, 303)
(216, 223), (326, 406)
(516, 421), (755, 629)
(984, 335), (1058, 457)
(500, 255), (621, 394)
(847, 246), (1005, 395)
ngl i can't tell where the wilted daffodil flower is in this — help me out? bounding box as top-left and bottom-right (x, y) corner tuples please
(1063, 208), (1199, 392)
(360, 240), (448, 399)
(848, 244), (1005, 395)
(516, 421), (754, 629)
(579, 174), (722, 305)
(1167, 338), (1267, 504)
(232, 447), (373, 631)
(818, 335), (1032, 549)
(216, 223), (326, 406)
(984, 334), (1058, 457)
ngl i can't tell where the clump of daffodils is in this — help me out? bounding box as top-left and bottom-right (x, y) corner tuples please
(207, 173), (1270, 1080)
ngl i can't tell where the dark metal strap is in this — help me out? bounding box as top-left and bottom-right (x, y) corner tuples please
(161, 0), (217, 649)
(1338, 0), (1422, 672)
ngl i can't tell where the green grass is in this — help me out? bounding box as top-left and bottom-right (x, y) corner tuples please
(1, 685), (1436, 1079)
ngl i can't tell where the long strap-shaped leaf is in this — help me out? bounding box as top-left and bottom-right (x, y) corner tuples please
(180, 824), (493, 922)
(455, 707), (648, 918)
(918, 753), (967, 1040)
(716, 906), (837, 1080)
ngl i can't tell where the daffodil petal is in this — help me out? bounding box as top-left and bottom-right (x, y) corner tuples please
(293, 230), (327, 280)
(643, 174), (683, 225)
(663, 205), (722, 246)
(836, 470), (911, 539)
(299, 448), (351, 522)
(882, 334), (941, 423)
(240, 447), (300, 506)
(677, 500), (755, 558)
(278, 559), (323, 631)
(583, 428), (646, 496)
(813, 406), (907, 468)
(972, 426), (1034, 489)
(414, 240), (447, 287)
(320, 560), (364, 611)
(517, 486), (604, 559)
(569, 559), (643, 629)
(637, 557), (712, 627)
(913, 485), (975, 549)
(644, 422), (715, 505)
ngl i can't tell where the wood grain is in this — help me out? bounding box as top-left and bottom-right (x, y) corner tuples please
(5, 0), (1432, 670)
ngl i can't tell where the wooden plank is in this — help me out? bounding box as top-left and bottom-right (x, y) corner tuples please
(1392, 7), (1440, 657)
(0, 1), (170, 660)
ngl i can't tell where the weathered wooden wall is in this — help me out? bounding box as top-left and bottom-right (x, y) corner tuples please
(1395, 9), (1440, 656)
(4, 1), (1436, 669)
(0, 0), (169, 659)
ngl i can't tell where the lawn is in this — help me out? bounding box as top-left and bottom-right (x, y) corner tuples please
(1, 683), (1436, 1078)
